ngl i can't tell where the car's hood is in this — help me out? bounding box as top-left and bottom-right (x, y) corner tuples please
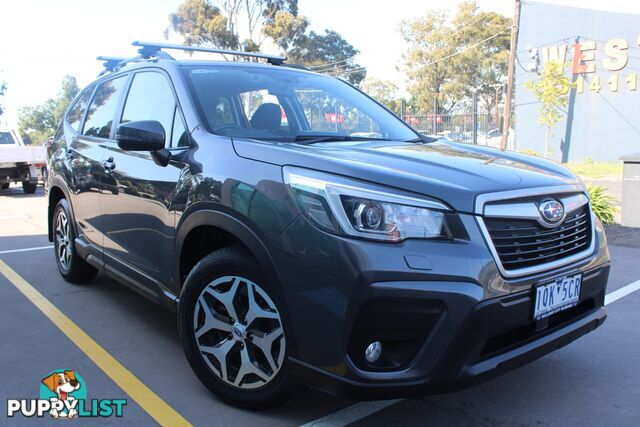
(232, 138), (581, 213)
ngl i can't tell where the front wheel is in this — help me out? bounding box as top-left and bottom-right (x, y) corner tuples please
(0, 183), (9, 190)
(178, 247), (295, 409)
(53, 199), (98, 283)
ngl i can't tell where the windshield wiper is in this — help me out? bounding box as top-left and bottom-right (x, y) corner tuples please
(405, 135), (439, 143)
(293, 134), (358, 145)
(293, 134), (392, 145)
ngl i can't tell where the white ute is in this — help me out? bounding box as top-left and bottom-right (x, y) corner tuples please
(0, 129), (46, 193)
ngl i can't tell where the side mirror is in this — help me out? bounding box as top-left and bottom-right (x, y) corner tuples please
(116, 120), (165, 151)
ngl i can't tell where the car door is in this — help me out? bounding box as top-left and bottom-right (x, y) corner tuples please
(100, 70), (189, 294)
(66, 76), (128, 248)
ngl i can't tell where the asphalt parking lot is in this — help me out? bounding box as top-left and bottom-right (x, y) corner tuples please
(1, 185), (639, 426)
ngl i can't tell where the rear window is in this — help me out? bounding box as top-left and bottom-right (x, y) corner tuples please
(0, 132), (16, 145)
(82, 76), (127, 138)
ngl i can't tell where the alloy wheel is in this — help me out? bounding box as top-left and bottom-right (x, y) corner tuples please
(193, 275), (286, 389)
(55, 209), (72, 271)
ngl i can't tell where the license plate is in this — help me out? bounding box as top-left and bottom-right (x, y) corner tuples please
(533, 273), (582, 320)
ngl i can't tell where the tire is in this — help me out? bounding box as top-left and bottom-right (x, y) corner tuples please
(53, 198), (98, 283)
(1, 183), (8, 190)
(22, 181), (37, 194)
(178, 247), (296, 409)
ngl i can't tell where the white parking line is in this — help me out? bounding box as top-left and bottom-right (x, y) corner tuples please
(299, 399), (402, 427)
(0, 245), (53, 255)
(605, 279), (640, 305)
(300, 279), (640, 427)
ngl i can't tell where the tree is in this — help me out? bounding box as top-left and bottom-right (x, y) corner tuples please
(360, 78), (402, 115)
(169, 0), (306, 51)
(524, 61), (571, 157)
(400, 1), (510, 114)
(168, 1), (365, 83)
(288, 30), (366, 84)
(18, 75), (79, 144)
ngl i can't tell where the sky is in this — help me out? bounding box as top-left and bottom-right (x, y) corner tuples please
(0, 0), (639, 128)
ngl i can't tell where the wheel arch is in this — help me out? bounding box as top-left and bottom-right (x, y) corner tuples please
(175, 203), (298, 355)
(47, 178), (75, 242)
(175, 203), (282, 295)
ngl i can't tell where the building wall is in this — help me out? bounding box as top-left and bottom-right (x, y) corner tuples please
(515, 1), (640, 162)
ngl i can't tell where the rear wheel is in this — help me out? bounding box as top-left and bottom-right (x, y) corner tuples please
(1, 183), (9, 190)
(53, 199), (98, 283)
(178, 247), (295, 409)
(22, 181), (37, 194)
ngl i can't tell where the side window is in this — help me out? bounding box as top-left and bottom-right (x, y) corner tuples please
(83, 77), (127, 138)
(171, 107), (188, 147)
(66, 86), (94, 132)
(121, 72), (182, 147)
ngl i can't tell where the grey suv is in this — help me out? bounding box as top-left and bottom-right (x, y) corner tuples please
(46, 42), (610, 409)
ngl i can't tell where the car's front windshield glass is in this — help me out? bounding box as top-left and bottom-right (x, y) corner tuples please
(0, 132), (16, 145)
(183, 65), (419, 142)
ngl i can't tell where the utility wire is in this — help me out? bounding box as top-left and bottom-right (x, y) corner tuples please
(418, 26), (513, 68)
(325, 24), (513, 78)
(310, 57), (355, 71)
(312, 12), (491, 72)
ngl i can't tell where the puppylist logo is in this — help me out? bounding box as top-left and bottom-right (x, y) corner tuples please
(6, 370), (126, 419)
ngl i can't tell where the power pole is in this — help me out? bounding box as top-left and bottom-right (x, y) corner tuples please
(500, 0), (522, 151)
(472, 90), (478, 145)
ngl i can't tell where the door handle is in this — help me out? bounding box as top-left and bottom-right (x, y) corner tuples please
(102, 157), (116, 172)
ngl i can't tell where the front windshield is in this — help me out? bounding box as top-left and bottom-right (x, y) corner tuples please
(183, 65), (419, 142)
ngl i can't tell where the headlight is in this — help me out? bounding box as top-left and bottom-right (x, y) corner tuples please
(283, 167), (451, 242)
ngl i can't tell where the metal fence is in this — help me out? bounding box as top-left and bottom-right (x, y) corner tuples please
(401, 109), (515, 151)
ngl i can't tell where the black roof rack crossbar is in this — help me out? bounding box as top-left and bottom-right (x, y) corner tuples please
(96, 55), (143, 75)
(132, 41), (287, 65)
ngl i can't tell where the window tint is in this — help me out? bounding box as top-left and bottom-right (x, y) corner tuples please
(67, 86), (94, 132)
(0, 132), (16, 145)
(186, 66), (418, 141)
(121, 72), (178, 147)
(295, 89), (381, 137)
(83, 77), (127, 138)
(239, 90), (288, 132)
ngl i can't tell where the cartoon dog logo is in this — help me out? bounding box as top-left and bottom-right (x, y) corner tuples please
(41, 370), (81, 418)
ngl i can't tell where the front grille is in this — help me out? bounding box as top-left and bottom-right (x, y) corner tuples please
(484, 204), (592, 271)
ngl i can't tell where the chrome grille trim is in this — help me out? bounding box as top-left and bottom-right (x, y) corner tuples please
(475, 186), (596, 278)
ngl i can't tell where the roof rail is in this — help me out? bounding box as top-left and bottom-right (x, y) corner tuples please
(132, 41), (287, 66)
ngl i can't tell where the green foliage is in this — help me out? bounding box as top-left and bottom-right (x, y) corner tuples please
(587, 185), (617, 225)
(566, 161), (622, 180)
(262, 9), (308, 51)
(288, 30), (366, 84)
(524, 61), (570, 131)
(169, 0), (238, 49)
(169, 1), (365, 84)
(519, 149), (540, 157)
(400, 1), (511, 113)
(18, 75), (79, 144)
(524, 61), (572, 156)
(360, 78), (402, 115)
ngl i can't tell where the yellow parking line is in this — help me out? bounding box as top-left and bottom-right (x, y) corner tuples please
(0, 260), (192, 426)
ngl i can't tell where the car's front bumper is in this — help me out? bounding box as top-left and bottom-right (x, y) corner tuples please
(288, 266), (607, 399)
(270, 213), (610, 399)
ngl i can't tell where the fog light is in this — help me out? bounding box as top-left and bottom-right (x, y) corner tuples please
(365, 341), (382, 363)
